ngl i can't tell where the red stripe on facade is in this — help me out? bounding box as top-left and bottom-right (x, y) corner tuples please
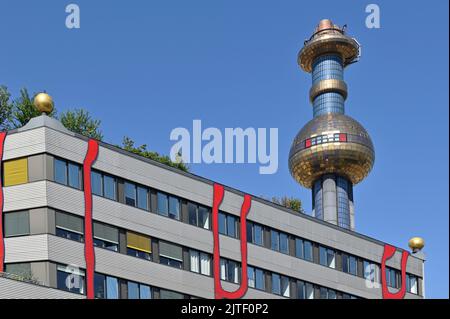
(212, 183), (251, 299)
(0, 131), (7, 273)
(83, 139), (99, 299)
(381, 244), (409, 299)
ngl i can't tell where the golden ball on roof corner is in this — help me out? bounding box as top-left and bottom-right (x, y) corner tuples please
(33, 92), (54, 114)
(408, 237), (425, 253)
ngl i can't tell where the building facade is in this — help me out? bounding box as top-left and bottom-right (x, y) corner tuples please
(0, 20), (425, 299)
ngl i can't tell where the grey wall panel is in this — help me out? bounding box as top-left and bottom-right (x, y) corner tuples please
(4, 235), (49, 263)
(3, 127), (47, 161)
(3, 181), (48, 212)
(28, 154), (47, 182)
(29, 208), (50, 235)
(0, 277), (84, 299)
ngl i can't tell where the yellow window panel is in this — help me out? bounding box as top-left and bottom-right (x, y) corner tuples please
(127, 231), (151, 253)
(3, 158), (28, 187)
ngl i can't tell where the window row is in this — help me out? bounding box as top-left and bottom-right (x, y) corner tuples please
(3, 209), (420, 295)
(55, 263), (186, 299)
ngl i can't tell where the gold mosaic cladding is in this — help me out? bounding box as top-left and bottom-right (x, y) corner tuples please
(289, 113), (375, 188)
(298, 33), (359, 73)
(309, 79), (348, 102)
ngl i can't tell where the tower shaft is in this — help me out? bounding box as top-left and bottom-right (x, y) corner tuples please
(289, 19), (375, 231)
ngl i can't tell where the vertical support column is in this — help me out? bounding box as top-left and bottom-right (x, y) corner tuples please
(322, 174), (338, 226)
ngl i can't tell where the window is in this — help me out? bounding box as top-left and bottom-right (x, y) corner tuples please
(188, 203), (210, 229)
(386, 267), (399, 288)
(342, 253), (358, 275)
(297, 280), (314, 299)
(190, 250), (200, 273)
(247, 222), (264, 246)
(363, 260), (380, 283)
(106, 276), (119, 299)
(281, 276), (290, 297)
(4, 211), (29, 237)
(320, 287), (337, 299)
(159, 241), (183, 269)
(189, 249), (211, 276)
(279, 232), (289, 254)
(137, 186), (149, 210)
(54, 158), (81, 189)
(68, 163), (81, 189)
(91, 171), (103, 196)
(3, 158), (28, 187)
(157, 192), (168, 216)
(304, 240), (313, 261)
(94, 273), (106, 299)
(219, 212), (227, 235)
(271, 230), (279, 251)
(127, 281), (152, 299)
(103, 175), (116, 200)
(57, 264), (85, 295)
(406, 274), (418, 294)
(55, 211), (84, 242)
(271, 230), (289, 254)
(200, 252), (211, 276)
(160, 289), (184, 299)
(5, 263), (32, 279)
(168, 196), (180, 220)
(319, 246), (335, 269)
(295, 238), (304, 259)
(54, 158), (67, 185)
(272, 274), (281, 295)
(127, 231), (151, 260)
(248, 266), (255, 288)
(220, 259), (239, 284)
(125, 182), (136, 207)
(93, 222), (119, 251)
(247, 266), (264, 290)
(218, 212), (238, 238)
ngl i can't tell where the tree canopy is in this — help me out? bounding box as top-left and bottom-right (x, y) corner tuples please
(0, 85), (188, 171)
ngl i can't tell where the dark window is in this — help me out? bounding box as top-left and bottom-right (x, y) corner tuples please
(168, 196), (180, 220)
(93, 222), (119, 252)
(4, 211), (30, 237)
(55, 211), (84, 242)
(91, 171), (103, 196)
(218, 212), (226, 234)
(137, 186), (149, 210)
(54, 159), (67, 185)
(57, 265), (85, 295)
(103, 175), (116, 200)
(226, 215), (236, 238)
(157, 192), (168, 216)
(68, 163), (81, 189)
(125, 182), (136, 207)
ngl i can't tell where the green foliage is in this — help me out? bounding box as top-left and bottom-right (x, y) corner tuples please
(121, 136), (190, 172)
(12, 88), (57, 127)
(0, 85), (13, 130)
(60, 109), (103, 140)
(1, 85), (189, 172)
(269, 196), (305, 214)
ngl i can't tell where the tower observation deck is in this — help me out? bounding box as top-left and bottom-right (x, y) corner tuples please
(289, 19), (375, 230)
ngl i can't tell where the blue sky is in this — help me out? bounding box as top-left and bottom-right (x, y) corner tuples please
(0, 0), (448, 298)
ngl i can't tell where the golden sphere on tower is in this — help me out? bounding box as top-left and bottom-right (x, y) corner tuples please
(408, 237), (425, 252)
(33, 92), (54, 114)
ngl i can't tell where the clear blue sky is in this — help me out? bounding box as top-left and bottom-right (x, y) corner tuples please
(0, 0), (448, 298)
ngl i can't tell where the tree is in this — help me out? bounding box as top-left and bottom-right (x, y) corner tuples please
(12, 88), (57, 127)
(1, 85), (188, 172)
(269, 196), (305, 214)
(121, 136), (189, 172)
(60, 109), (103, 140)
(0, 86), (13, 130)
